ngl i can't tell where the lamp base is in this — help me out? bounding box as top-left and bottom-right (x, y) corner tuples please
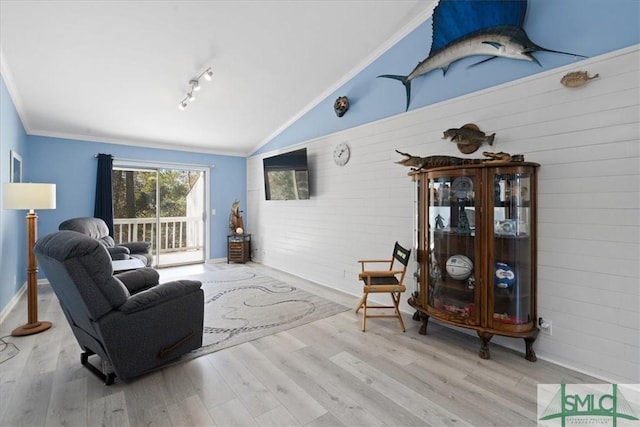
(11, 321), (52, 337)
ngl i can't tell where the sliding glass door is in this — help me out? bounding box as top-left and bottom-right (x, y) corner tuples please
(112, 165), (206, 267)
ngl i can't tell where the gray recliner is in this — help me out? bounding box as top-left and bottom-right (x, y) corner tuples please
(59, 217), (153, 266)
(34, 230), (204, 384)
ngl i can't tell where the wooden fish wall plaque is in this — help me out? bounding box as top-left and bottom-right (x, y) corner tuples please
(561, 71), (599, 88)
(442, 123), (495, 154)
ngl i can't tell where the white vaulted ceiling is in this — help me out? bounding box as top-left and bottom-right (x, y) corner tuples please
(0, 1), (435, 155)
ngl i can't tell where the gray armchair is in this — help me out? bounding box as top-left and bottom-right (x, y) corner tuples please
(59, 217), (153, 266)
(34, 230), (204, 384)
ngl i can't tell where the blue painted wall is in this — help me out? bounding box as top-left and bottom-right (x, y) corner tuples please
(0, 77), (29, 313)
(1, 74), (247, 314)
(27, 135), (246, 261)
(254, 0), (640, 155)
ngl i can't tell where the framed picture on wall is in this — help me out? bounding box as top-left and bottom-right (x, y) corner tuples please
(10, 150), (22, 182)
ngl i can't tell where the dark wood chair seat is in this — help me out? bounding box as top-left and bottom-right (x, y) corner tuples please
(356, 242), (411, 332)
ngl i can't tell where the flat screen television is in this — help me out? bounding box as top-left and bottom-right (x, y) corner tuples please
(263, 148), (310, 200)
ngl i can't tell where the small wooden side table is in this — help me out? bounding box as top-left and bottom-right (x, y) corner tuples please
(227, 234), (251, 263)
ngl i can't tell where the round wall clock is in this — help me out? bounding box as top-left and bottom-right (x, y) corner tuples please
(333, 142), (350, 166)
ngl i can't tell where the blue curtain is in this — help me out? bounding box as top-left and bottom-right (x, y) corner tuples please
(94, 153), (114, 236)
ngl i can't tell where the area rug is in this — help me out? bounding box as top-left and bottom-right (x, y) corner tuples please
(180, 265), (349, 359)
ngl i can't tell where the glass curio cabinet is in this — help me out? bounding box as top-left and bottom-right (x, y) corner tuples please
(408, 162), (540, 361)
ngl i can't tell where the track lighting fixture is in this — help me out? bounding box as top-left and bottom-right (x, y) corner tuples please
(178, 67), (213, 110)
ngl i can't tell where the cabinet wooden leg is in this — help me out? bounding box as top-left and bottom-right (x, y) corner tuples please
(478, 331), (493, 359)
(418, 314), (429, 335)
(524, 336), (537, 362)
(410, 293), (421, 321)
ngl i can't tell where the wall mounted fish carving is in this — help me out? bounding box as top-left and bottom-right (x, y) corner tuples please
(379, 0), (586, 111)
(561, 71), (599, 88)
(443, 123), (495, 154)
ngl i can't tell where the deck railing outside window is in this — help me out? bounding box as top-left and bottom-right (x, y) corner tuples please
(113, 216), (203, 253)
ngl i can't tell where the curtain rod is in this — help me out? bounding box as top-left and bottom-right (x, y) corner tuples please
(94, 154), (214, 169)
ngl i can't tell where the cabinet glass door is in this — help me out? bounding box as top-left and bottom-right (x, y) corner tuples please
(491, 171), (534, 327)
(426, 174), (479, 324)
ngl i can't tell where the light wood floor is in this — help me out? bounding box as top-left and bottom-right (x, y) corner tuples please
(0, 262), (601, 427)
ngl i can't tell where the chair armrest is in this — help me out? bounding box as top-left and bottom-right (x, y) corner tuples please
(358, 259), (392, 270)
(118, 280), (202, 314)
(116, 267), (160, 294)
(108, 246), (130, 260)
(120, 241), (151, 254)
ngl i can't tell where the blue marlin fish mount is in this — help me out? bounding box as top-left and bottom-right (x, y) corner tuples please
(379, 0), (586, 111)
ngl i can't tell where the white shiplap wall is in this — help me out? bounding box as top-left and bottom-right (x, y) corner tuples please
(247, 45), (639, 383)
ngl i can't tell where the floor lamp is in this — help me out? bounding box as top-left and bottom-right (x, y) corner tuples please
(3, 183), (56, 336)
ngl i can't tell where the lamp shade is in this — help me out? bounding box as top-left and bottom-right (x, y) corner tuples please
(3, 183), (56, 210)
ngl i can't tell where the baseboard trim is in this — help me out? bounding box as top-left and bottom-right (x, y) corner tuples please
(0, 281), (27, 326)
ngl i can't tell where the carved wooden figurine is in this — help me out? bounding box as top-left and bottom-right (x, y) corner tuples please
(229, 200), (244, 234)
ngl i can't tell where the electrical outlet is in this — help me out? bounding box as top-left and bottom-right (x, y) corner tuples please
(539, 317), (552, 336)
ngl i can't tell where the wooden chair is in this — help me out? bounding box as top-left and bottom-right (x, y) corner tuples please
(356, 242), (411, 332)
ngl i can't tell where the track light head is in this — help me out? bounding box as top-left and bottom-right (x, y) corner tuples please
(179, 66), (212, 110)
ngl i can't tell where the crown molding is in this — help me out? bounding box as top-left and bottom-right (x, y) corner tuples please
(0, 49), (33, 134)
